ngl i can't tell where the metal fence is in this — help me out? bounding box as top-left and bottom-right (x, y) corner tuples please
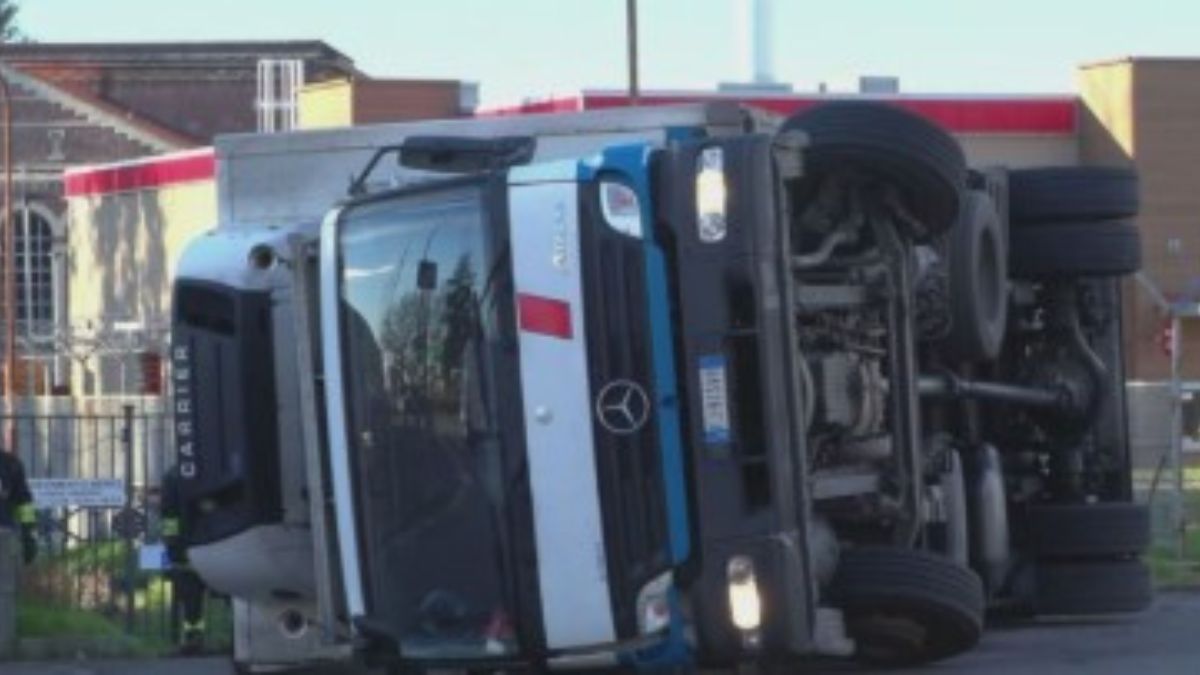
(1127, 382), (1200, 585)
(6, 406), (231, 657)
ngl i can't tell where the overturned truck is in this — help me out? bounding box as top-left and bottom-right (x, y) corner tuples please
(171, 101), (1150, 672)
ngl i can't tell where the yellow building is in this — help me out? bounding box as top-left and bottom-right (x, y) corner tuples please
(63, 149), (216, 396)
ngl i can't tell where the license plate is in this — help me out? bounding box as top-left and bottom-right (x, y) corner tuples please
(698, 354), (731, 445)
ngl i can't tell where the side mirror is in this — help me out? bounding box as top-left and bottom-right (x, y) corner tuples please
(400, 135), (536, 174)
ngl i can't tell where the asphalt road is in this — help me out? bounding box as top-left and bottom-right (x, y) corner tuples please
(6, 590), (1200, 674)
(905, 589), (1200, 674)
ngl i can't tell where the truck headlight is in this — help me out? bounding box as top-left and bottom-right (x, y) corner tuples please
(727, 555), (762, 632)
(636, 571), (674, 635)
(600, 180), (643, 238)
(696, 147), (727, 243)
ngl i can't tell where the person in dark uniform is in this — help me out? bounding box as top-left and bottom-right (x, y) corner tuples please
(0, 449), (36, 564)
(162, 464), (206, 655)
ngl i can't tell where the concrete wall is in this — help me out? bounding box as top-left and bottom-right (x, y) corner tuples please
(297, 79), (354, 130)
(65, 159), (215, 395)
(958, 133), (1079, 169)
(67, 179), (214, 329)
(67, 177), (216, 329)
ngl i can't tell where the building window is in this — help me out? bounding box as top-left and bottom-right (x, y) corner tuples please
(256, 59), (305, 133)
(1, 207), (57, 336)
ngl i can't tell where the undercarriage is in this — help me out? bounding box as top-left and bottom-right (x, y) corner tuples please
(771, 102), (1149, 666)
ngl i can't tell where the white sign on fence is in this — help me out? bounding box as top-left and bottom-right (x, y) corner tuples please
(29, 478), (126, 508)
(138, 543), (168, 571)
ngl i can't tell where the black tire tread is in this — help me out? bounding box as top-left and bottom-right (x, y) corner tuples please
(1023, 502), (1151, 558)
(1009, 220), (1141, 279)
(1009, 166), (1139, 224)
(784, 102), (967, 236)
(945, 190), (1008, 361)
(831, 547), (984, 666)
(1033, 559), (1152, 615)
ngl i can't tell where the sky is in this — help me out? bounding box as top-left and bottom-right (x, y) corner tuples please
(18, 0), (1200, 105)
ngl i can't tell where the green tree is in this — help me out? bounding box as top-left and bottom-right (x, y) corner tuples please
(0, 1), (24, 43)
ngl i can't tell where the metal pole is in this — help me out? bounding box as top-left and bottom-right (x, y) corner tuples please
(122, 404), (136, 631)
(1170, 313), (1186, 558)
(20, 195), (30, 346)
(0, 68), (14, 450)
(626, 0), (640, 105)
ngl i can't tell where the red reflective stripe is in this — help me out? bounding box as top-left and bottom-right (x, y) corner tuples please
(518, 293), (573, 339)
(64, 150), (215, 197)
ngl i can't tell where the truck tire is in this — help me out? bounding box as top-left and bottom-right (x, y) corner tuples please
(830, 547), (984, 667)
(1009, 220), (1141, 279)
(1022, 502), (1151, 558)
(944, 191), (1008, 361)
(1033, 559), (1152, 615)
(782, 101), (966, 237)
(1009, 167), (1139, 224)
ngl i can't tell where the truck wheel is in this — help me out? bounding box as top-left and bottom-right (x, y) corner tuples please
(1009, 167), (1139, 223)
(1033, 559), (1153, 615)
(782, 101), (966, 237)
(830, 547), (984, 667)
(944, 191), (1008, 361)
(1022, 502), (1151, 558)
(1009, 220), (1141, 279)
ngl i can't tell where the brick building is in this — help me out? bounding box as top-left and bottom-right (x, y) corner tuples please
(0, 41), (472, 394)
(1078, 58), (1200, 382)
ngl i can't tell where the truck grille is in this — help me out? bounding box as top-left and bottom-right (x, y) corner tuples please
(579, 204), (671, 636)
(172, 281), (281, 545)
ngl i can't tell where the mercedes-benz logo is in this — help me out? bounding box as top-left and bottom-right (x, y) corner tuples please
(595, 379), (651, 434)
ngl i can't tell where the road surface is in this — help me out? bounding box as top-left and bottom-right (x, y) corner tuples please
(6, 590), (1199, 674)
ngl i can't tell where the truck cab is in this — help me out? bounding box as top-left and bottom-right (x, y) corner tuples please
(320, 135), (808, 668)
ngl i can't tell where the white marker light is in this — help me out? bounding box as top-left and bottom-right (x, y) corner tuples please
(696, 147), (728, 243)
(727, 555), (762, 632)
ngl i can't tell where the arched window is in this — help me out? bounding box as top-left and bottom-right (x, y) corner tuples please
(1, 207), (56, 335)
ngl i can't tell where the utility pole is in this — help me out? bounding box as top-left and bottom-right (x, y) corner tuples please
(0, 66), (13, 451)
(1169, 309), (1185, 557)
(626, 0), (640, 105)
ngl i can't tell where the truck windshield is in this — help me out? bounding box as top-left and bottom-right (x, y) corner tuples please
(337, 183), (520, 659)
